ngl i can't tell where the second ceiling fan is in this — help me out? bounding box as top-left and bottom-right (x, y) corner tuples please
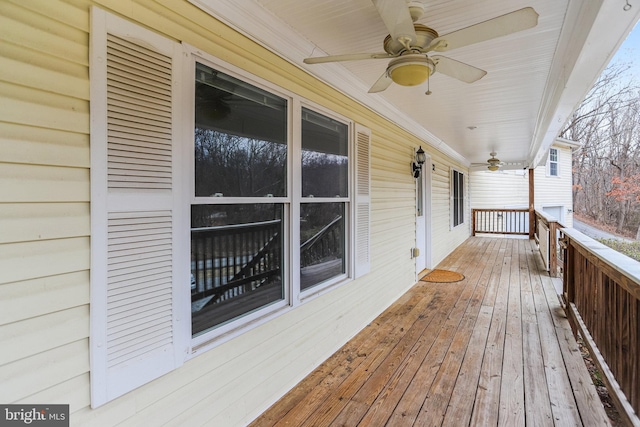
(304, 0), (538, 93)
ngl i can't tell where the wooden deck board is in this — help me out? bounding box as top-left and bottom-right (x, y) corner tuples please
(386, 239), (493, 426)
(441, 239), (503, 427)
(499, 240), (525, 427)
(250, 237), (611, 427)
(519, 241), (555, 426)
(470, 240), (510, 426)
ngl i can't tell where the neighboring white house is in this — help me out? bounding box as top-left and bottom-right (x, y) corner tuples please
(470, 138), (580, 228)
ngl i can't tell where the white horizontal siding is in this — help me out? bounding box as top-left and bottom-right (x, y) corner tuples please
(0, 83), (89, 134)
(0, 164), (89, 202)
(0, 340), (89, 403)
(16, 374), (91, 412)
(0, 203), (89, 245)
(535, 145), (574, 227)
(470, 170), (529, 209)
(0, 122), (89, 169)
(0, 0), (92, 419)
(0, 3), (87, 66)
(0, 55), (88, 100)
(0, 271), (89, 325)
(5, 0), (89, 33)
(0, 238), (89, 285)
(0, 306), (89, 366)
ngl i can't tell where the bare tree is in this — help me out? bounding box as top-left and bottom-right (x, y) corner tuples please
(560, 63), (640, 237)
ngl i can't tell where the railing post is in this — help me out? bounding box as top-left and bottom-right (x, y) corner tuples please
(548, 221), (558, 277)
(560, 234), (573, 306)
(529, 168), (535, 239)
(472, 209), (476, 236)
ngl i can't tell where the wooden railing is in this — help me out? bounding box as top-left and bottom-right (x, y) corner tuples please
(472, 208), (640, 422)
(472, 208), (529, 236)
(561, 228), (640, 426)
(300, 215), (343, 268)
(191, 215), (342, 304)
(471, 208), (563, 276)
(191, 219), (282, 304)
(534, 210), (564, 277)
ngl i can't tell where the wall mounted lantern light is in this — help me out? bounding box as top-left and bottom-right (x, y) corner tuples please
(412, 146), (427, 178)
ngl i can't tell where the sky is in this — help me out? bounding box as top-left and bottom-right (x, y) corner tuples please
(609, 20), (640, 82)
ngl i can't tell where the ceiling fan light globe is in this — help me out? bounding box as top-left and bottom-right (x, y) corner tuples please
(488, 165), (500, 171)
(388, 55), (435, 87)
(391, 64), (430, 86)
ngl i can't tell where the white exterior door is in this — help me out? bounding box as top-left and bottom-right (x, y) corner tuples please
(415, 155), (432, 277)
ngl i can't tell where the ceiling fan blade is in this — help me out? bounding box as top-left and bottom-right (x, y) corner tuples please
(428, 7), (538, 52)
(368, 70), (393, 93)
(431, 55), (487, 83)
(372, 0), (417, 47)
(303, 52), (393, 64)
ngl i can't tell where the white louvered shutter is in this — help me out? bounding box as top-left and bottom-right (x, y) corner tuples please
(90, 8), (184, 407)
(354, 124), (371, 278)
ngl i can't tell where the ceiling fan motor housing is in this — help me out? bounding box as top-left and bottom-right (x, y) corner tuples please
(383, 24), (439, 55)
(487, 152), (501, 171)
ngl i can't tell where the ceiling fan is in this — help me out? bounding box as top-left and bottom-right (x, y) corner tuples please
(303, 0), (539, 93)
(470, 152), (528, 171)
(485, 152), (503, 171)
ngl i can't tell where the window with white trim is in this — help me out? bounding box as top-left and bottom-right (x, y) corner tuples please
(451, 169), (465, 227)
(549, 148), (559, 176)
(190, 61), (289, 336)
(90, 9), (371, 404)
(300, 107), (349, 291)
(188, 58), (362, 338)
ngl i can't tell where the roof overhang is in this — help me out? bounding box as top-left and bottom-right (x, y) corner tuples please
(190, 0), (639, 170)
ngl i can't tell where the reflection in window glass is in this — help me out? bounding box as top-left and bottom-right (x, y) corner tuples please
(191, 204), (284, 336)
(300, 203), (345, 290)
(301, 108), (348, 198)
(195, 62), (287, 197)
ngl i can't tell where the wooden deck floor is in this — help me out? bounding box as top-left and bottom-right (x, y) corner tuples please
(250, 237), (611, 427)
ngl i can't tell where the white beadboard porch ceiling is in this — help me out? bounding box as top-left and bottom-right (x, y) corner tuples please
(191, 0), (640, 169)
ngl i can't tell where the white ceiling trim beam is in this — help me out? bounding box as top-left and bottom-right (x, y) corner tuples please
(189, 0), (470, 167)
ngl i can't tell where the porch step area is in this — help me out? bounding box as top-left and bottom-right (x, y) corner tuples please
(250, 237), (610, 426)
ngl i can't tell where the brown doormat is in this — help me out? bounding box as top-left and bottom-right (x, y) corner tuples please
(421, 269), (465, 283)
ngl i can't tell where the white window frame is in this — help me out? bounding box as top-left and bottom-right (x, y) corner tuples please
(548, 147), (559, 177)
(450, 168), (465, 228)
(298, 102), (353, 300)
(183, 45), (358, 351)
